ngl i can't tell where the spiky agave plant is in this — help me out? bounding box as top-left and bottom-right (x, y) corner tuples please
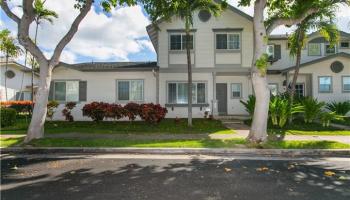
(326, 101), (350, 116)
(320, 111), (344, 127)
(240, 95), (256, 118)
(301, 97), (325, 123)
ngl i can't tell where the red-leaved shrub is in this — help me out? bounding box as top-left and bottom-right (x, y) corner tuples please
(139, 103), (167, 124)
(123, 102), (141, 121)
(82, 102), (108, 122)
(105, 103), (125, 120)
(62, 102), (76, 122)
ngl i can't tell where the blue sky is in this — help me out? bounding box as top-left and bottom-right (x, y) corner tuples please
(1, 0), (349, 65)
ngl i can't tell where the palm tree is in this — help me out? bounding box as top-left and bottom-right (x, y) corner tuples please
(143, 0), (226, 126)
(30, 0), (58, 102)
(0, 29), (22, 101)
(288, 8), (339, 123)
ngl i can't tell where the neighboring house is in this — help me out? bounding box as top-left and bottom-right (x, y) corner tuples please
(0, 57), (39, 101)
(51, 5), (350, 120)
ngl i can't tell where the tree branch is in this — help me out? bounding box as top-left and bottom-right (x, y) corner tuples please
(0, 0), (20, 24)
(16, 0), (48, 65)
(49, 0), (93, 67)
(266, 8), (319, 34)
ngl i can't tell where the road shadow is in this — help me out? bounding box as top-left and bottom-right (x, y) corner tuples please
(1, 156), (350, 200)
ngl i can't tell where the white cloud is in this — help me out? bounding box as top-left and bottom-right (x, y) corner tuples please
(4, 0), (151, 63)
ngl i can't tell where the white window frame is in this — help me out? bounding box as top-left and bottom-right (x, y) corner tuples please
(116, 79), (144, 102)
(318, 76), (333, 93)
(167, 82), (207, 104)
(215, 33), (240, 50)
(169, 33), (194, 51)
(308, 43), (321, 56)
(294, 83), (305, 97)
(342, 76), (350, 93)
(231, 83), (242, 99)
(53, 80), (80, 102)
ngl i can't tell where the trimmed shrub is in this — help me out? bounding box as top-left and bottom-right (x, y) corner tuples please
(139, 103), (167, 124)
(1, 101), (33, 114)
(124, 102), (141, 121)
(82, 102), (109, 122)
(105, 103), (125, 120)
(47, 101), (59, 121)
(62, 102), (76, 122)
(1, 108), (17, 127)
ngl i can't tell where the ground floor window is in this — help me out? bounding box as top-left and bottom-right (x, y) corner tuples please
(342, 76), (350, 92)
(168, 82), (206, 104)
(318, 76), (332, 93)
(268, 83), (278, 96)
(295, 83), (305, 97)
(231, 83), (242, 98)
(15, 91), (32, 100)
(117, 80), (144, 101)
(54, 81), (79, 102)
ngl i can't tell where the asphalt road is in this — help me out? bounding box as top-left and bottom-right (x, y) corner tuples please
(1, 154), (350, 200)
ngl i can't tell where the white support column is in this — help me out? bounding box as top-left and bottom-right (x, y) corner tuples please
(211, 72), (218, 117)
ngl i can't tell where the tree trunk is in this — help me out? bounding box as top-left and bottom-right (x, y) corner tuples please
(24, 62), (52, 143)
(31, 23), (39, 103)
(247, 0), (270, 143)
(4, 54), (8, 101)
(288, 31), (304, 124)
(186, 30), (193, 127)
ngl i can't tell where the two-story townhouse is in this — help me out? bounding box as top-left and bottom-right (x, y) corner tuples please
(50, 4), (350, 120)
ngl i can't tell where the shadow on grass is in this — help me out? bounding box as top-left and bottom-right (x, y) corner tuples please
(0, 137), (24, 147)
(1, 156), (350, 200)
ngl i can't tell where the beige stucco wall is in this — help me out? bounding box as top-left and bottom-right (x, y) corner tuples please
(288, 56), (350, 102)
(157, 9), (253, 69)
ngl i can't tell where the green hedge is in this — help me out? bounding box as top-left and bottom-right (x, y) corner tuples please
(1, 108), (17, 127)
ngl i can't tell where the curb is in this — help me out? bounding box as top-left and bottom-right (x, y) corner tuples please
(1, 147), (350, 157)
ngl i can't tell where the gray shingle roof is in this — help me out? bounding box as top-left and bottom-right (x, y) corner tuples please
(59, 61), (158, 72)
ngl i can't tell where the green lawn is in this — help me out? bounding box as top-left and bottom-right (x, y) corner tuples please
(0, 137), (24, 147)
(0, 118), (234, 135)
(1, 137), (349, 149)
(268, 121), (350, 136)
(264, 140), (350, 149)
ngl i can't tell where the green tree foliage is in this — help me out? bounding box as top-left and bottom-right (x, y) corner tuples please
(0, 29), (22, 58)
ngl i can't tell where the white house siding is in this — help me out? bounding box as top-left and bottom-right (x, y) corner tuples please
(0, 63), (38, 101)
(159, 72), (213, 118)
(157, 9), (253, 69)
(287, 56), (350, 103)
(51, 67), (157, 120)
(270, 33), (350, 70)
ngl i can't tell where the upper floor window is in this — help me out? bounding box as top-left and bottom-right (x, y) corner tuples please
(168, 82), (206, 104)
(318, 76), (332, 93)
(266, 45), (275, 59)
(342, 76), (350, 92)
(216, 33), (240, 50)
(325, 44), (336, 54)
(308, 43), (321, 56)
(117, 80), (144, 101)
(170, 34), (193, 50)
(54, 81), (79, 102)
(340, 41), (349, 48)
